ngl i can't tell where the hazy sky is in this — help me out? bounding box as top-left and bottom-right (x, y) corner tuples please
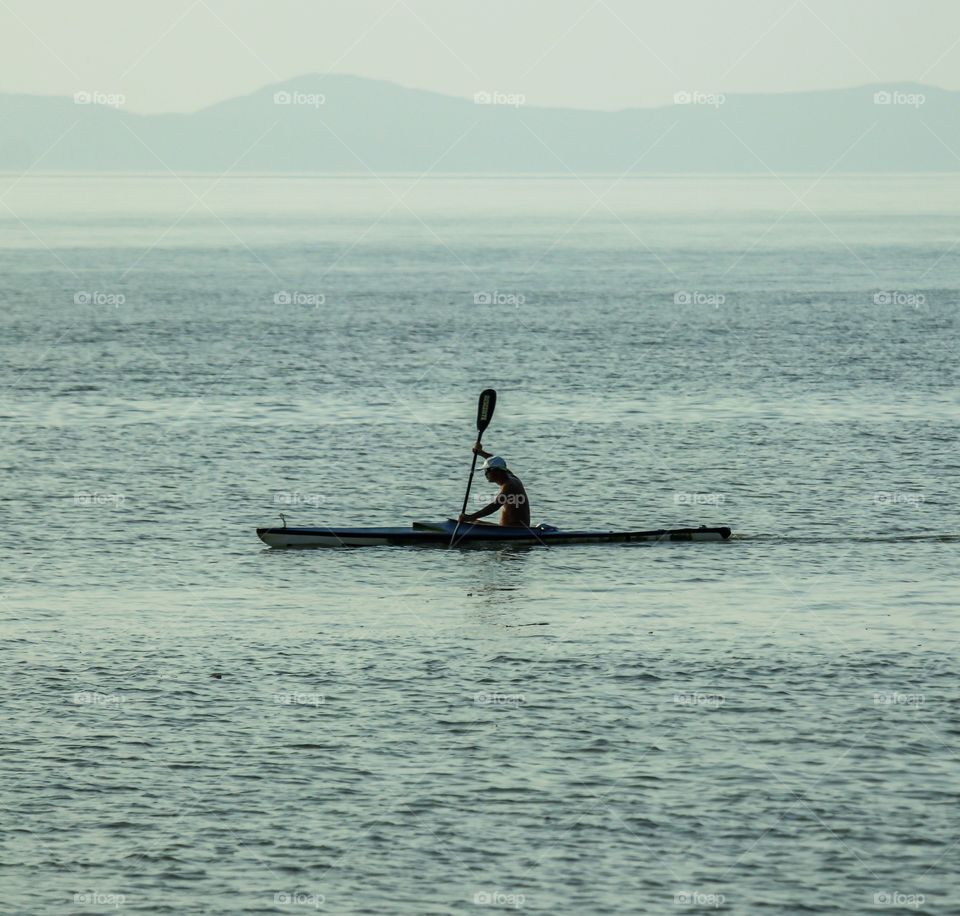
(1, 0), (958, 112)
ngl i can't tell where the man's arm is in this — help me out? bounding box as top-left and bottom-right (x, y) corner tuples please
(460, 498), (502, 522)
(472, 444), (492, 459)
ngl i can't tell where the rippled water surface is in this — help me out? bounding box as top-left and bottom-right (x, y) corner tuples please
(2, 175), (959, 914)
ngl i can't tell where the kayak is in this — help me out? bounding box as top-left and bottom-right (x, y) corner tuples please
(256, 518), (733, 548)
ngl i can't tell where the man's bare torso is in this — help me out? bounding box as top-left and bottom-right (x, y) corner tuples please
(497, 472), (530, 527)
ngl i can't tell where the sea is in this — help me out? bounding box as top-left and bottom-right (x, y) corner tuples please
(1, 174), (958, 914)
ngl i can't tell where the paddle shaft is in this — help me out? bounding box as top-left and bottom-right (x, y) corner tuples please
(451, 389), (497, 545)
(458, 439), (483, 520)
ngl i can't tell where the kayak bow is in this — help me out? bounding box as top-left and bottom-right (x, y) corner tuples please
(256, 519), (733, 548)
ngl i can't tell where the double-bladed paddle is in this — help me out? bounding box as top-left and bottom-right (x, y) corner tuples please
(450, 388), (497, 546)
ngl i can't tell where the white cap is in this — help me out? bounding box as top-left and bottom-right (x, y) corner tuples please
(481, 456), (507, 471)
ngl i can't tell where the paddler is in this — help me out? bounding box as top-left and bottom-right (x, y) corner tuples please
(458, 447), (531, 527)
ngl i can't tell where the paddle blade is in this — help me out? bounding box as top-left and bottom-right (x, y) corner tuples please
(476, 389), (497, 433)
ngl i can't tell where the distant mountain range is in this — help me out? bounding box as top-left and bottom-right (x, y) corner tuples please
(1, 76), (957, 173)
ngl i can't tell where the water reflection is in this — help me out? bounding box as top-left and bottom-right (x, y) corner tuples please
(462, 545), (535, 610)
